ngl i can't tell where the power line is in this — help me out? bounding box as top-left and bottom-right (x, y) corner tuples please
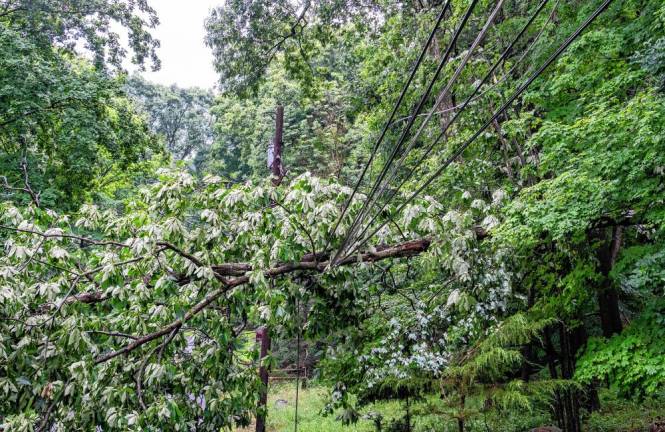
(340, 0), (615, 261)
(341, 0), (509, 258)
(322, 0), (451, 254)
(333, 0), (480, 265)
(339, 0), (552, 259)
(331, 0), (480, 266)
(387, 0), (560, 129)
(346, 0), (554, 250)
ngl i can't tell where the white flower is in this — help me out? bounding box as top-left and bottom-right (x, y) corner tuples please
(481, 215), (499, 231)
(471, 199), (487, 210)
(492, 189), (507, 205)
(447, 289), (461, 307)
(50, 246), (69, 260)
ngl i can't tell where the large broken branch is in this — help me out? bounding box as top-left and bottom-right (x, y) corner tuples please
(93, 238), (430, 364)
(64, 291), (108, 305)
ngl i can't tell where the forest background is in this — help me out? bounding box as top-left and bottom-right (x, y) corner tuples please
(1, 0), (665, 431)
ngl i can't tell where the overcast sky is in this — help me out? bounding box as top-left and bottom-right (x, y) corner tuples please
(131, 0), (221, 90)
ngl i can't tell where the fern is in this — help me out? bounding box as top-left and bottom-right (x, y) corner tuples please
(439, 313), (564, 431)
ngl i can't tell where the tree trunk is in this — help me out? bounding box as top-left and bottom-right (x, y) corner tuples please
(255, 327), (271, 432)
(569, 323), (601, 412)
(543, 327), (565, 428)
(595, 226), (623, 337)
(521, 286), (536, 382)
(458, 394), (466, 432)
(558, 325), (582, 432)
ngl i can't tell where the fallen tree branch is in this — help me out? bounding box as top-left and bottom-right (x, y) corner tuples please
(157, 241), (205, 267)
(64, 291), (107, 305)
(46, 239), (431, 312)
(94, 238), (431, 364)
(86, 330), (139, 340)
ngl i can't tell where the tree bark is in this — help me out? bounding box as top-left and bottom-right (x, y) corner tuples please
(558, 325), (582, 432)
(520, 285), (536, 382)
(595, 226), (623, 338)
(457, 394), (466, 432)
(255, 326), (271, 432)
(543, 327), (565, 428)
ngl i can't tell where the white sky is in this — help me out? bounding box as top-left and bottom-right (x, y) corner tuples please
(131, 0), (221, 90)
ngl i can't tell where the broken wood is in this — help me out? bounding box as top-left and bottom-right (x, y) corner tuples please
(93, 238), (431, 364)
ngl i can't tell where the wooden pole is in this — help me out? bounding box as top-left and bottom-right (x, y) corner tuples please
(257, 104), (284, 432)
(255, 326), (271, 432)
(271, 104), (284, 186)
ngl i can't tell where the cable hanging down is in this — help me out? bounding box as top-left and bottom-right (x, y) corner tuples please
(338, 0), (510, 260)
(331, 0), (480, 266)
(338, 0), (615, 262)
(322, 0), (452, 254)
(344, 0), (555, 252)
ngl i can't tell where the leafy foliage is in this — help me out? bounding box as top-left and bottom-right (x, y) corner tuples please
(0, 22), (159, 211)
(125, 76), (215, 161)
(0, 0), (160, 71)
(0, 171), (440, 430)
(3, 0), (665, 430)
(576, 301), (665, 399)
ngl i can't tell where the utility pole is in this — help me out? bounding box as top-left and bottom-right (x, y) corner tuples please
(271, 104), (285, 185)
(256, 104), (284, 432)
(255, 326), (270, 432)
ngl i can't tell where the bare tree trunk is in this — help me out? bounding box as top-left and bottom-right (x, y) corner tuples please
(595, 226), (623, 338)
(544, 327), (565, 428)
(558, 325), (582, 432)
(520, 286), (536, 381)
(457, 394), (466, 432)
(255, 326), (271, 432)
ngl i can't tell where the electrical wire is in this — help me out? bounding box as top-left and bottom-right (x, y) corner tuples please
(338, 0), (553, 259)
(341, 0), (615, 261)
(339, 0), (509, 259)
(331, 0), (480, 266)
(322, 0), (452, 254)
(333, 0), (480, 265)
(388, 0), (560, 129)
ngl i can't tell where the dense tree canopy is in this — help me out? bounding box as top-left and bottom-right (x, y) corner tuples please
(0, 0), (160, 71)
(125, 76), (215, 162)
(2, 0), (665, 431)
(0, 14), (159, 212)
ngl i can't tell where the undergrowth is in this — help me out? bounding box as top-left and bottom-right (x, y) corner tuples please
(239, 384), (665, 432)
